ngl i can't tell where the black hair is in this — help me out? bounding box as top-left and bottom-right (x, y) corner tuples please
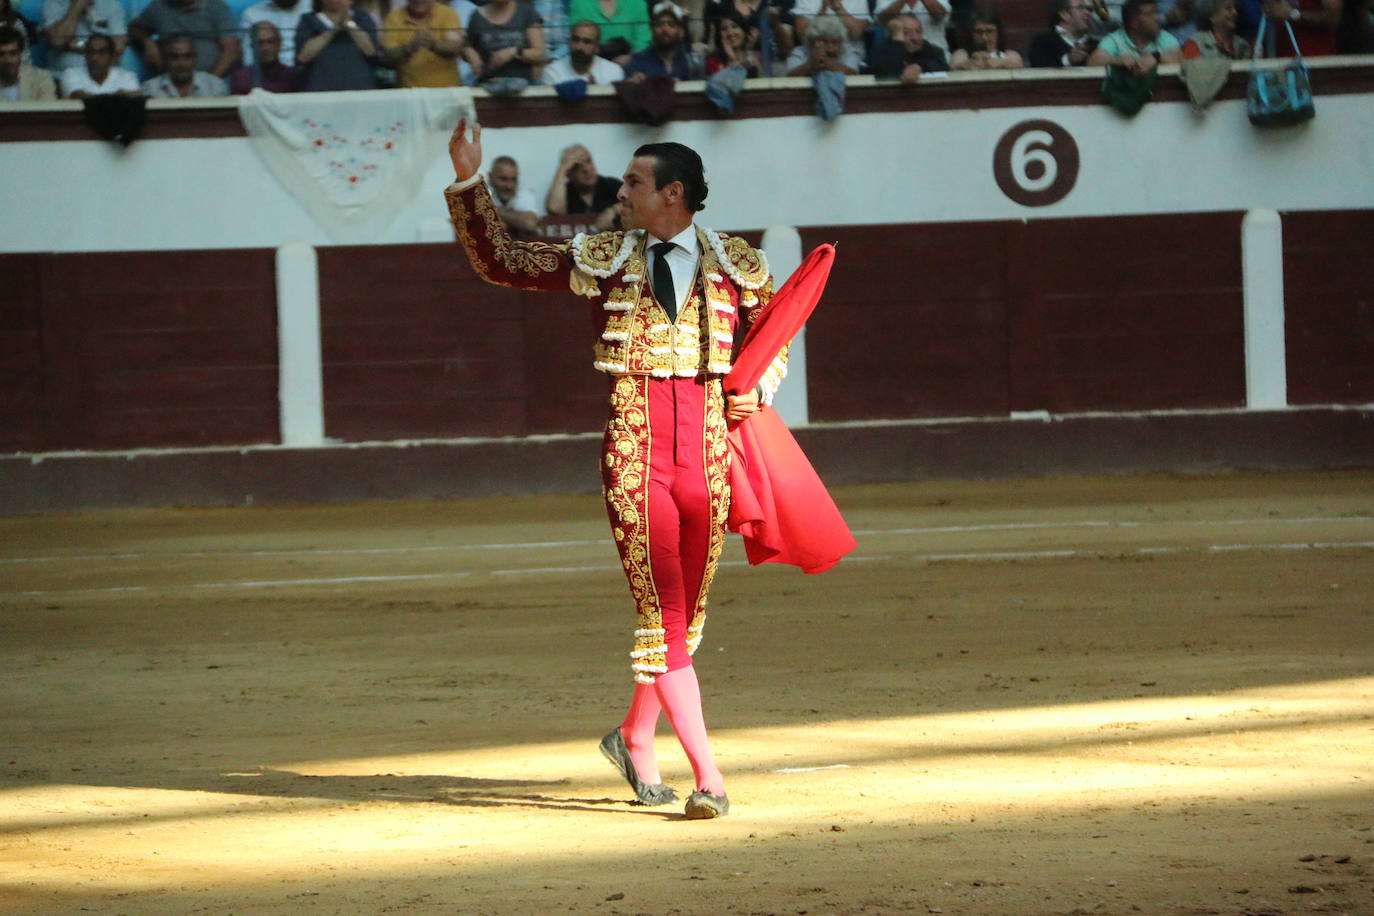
(633, 141), (708, 213)
(0, 23), (24, 50)
(1121, 0), (1155, 31)
(85, 31), (115, 54)
(968, 6), (1007, 51)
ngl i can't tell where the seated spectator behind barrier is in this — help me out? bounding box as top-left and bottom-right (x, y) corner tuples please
(1261, 0), (1341, 55)
(129, 0), (239, 78)
(1, 0), (37, 63)
(706, 9), (762, 74)
(1181, 0), (1251, 55)
(487, 155), (541, 235)
(870, 11), (948, 79)
(143, 32), (229, 94)
(42, 0), (126, 72)
(542, 20), (625, 83)
(60, 30), (140, 96)
(795, 0), (874, 65)
(382, 0), (464, 87)
(229, 20), (302, 91)
(533, 0), (570, 61)
(950, 6), (1024, 67)
(875, 0), (951, 52)
(0, 24), (56, 99)
(545, 143), (620, 231)
(1028, 0), (1099, 65)
(567, 0), (649, 65)
(786, 9), (860, 72)
(706, 0), (795, 68)
(295, 0), (381, 90)
(1088, 0), (1182, 68)
(463, 0), (544, 89)
(238, 0), (308, 66)
(625, 1), (703, 79)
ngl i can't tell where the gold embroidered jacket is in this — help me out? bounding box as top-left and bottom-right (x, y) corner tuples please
(445, 178), (789, 398)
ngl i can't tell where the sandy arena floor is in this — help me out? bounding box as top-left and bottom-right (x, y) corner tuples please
(1, 471), (1372, 916)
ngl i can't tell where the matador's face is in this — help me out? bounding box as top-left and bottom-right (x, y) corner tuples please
(617, 156), (679, 235)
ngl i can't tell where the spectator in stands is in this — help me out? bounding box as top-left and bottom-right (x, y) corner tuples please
(1262, 0), (1341, 54)
(950, 6), (1023, 66)
(1335, 0), (1372, 51)
(1086, 0), (1124, 36)
(542, 19), (626, 83)
(545, 143), (620, 231)
(786, 11), (859, 71)
(238, 0), (308, 66)
(534, 0), (570, 61)
(1028, 0), (1099, 65)
(876, 0), (950, 52)
(1088, 0), (1182, 68)
(142, 32), (229, 94)
(705, 9), (762, 73)
(0, 24), (57, 99)
(625, 1), (703, 79)
(487, 155), (541, 235)
(567, 0), (650, 64)
(1181, 0), (1251, 54)
(1, 0), (37, 61)
(41, 0), (126, 73)
(128, 0), (240, 78)
(382, 0), (464, 87)
(869, 11), (948, 78)
(463, 0), (545, 89)
(795, 0), (874, 64)
(1159, 0), (1201, 41)
(229, 20), (301, 91)
(295, 0), (381, 90)
(705, 0), (795, 69)
(60, 30), (140, 96)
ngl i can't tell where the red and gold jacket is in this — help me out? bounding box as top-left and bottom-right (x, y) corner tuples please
(445, 176), (788, 401)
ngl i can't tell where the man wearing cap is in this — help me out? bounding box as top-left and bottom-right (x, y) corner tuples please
(624, 1), (703, 80)
(444, 120), (786, 820)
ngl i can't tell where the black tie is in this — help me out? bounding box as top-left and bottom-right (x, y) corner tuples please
(650, 241), (677, 322)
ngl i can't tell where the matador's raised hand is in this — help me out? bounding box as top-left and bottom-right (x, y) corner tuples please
(448, 118), (482, 182)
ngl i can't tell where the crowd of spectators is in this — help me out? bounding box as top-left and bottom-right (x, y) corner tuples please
(0, 0), (1370, 102)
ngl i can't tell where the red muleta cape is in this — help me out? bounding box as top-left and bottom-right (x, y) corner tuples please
(723, 243), (856, 574)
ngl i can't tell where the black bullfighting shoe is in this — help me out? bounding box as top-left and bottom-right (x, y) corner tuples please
(599, 727), (680, 806)
(684, 790), (730, 819)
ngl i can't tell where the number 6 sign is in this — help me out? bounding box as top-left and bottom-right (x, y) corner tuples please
(993, 120), (1080, 207)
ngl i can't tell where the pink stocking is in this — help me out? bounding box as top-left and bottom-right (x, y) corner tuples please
(654, 665), (725, 795)
(619, 683), (663, 785)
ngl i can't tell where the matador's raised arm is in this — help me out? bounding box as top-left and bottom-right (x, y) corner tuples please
(445, 176), (576, 294)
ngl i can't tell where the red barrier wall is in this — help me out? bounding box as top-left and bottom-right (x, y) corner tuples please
(2, 210), (1367, 454)
(0, 249), (278, 453)
(802, 211), (1248, 423)
(1282, 210), (1374, 405)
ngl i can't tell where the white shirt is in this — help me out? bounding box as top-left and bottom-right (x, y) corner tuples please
(541, 54), (625, 85)
(875, 0), (952, 52)
(42, 0), (127, 72)
(60, 65), (141, 97)
(645, 224), (700, 316)
(142, 71), (229, 97)
(237, 0), (309, 65)
(486, 179), (541, 215)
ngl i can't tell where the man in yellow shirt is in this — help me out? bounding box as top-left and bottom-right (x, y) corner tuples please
(383, 0), (465, 87)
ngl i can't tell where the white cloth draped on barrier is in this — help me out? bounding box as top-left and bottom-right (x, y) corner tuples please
(238, 88), (474, 243)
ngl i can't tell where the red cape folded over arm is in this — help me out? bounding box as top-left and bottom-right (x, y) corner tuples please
(723, 244), (856, 574)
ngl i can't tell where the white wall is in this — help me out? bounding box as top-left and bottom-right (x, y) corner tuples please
(3, 91), (1372, 254)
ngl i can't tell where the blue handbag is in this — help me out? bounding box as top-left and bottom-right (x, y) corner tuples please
(1247, 17), (1315, 126)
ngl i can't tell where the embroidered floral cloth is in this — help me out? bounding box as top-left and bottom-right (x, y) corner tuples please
(238, 87), (474, 243)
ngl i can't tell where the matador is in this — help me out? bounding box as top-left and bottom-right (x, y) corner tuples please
(446, 121), (789, 819)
